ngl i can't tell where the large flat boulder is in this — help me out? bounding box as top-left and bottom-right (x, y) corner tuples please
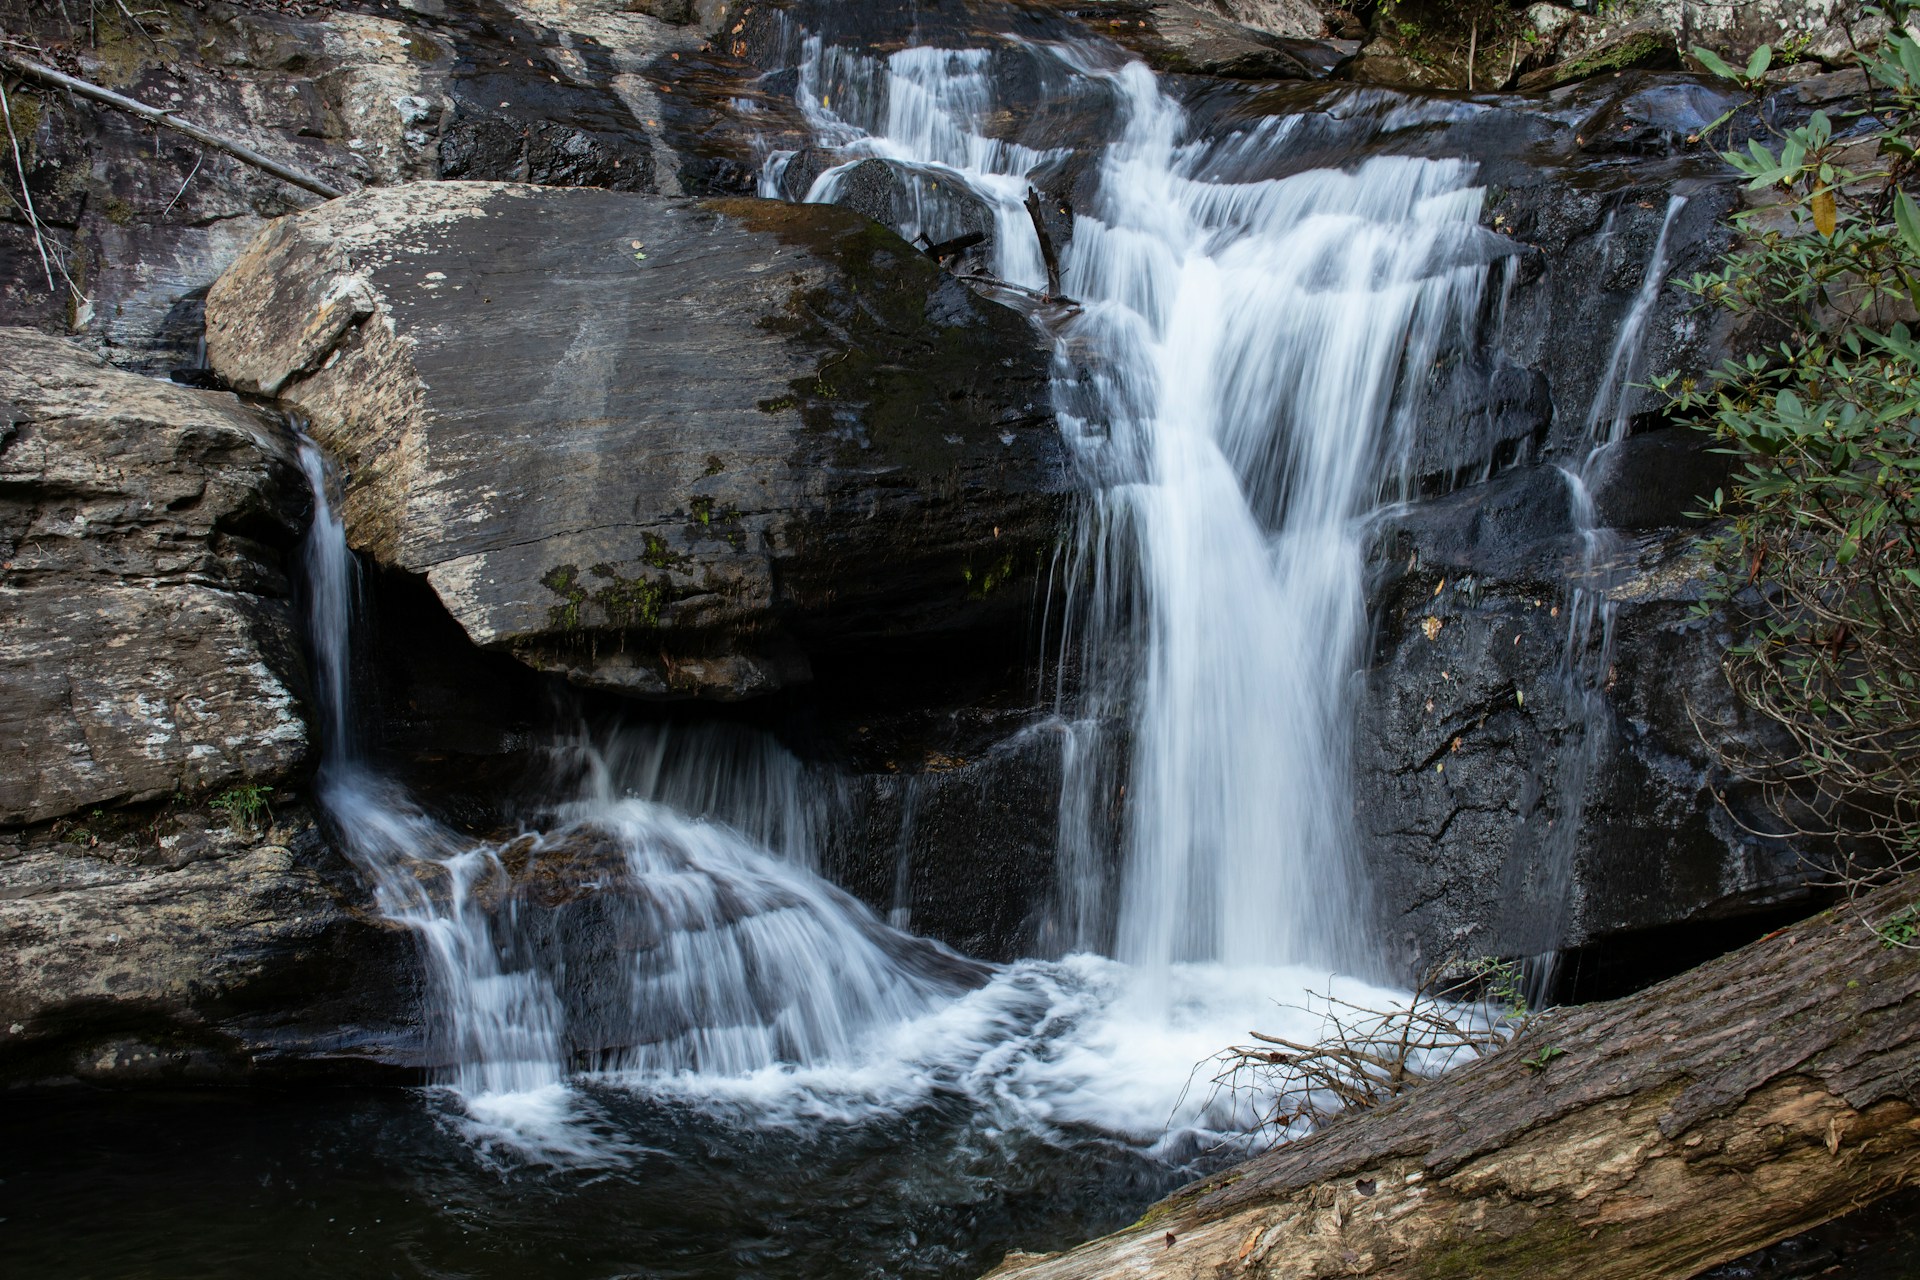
(205, 182), (1067, 700)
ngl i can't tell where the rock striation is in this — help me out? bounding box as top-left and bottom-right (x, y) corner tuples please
(205, 182), (1068, 701)
(0, 328), (307, 822)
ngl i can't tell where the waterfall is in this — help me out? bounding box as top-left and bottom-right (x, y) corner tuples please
(298, 441), (572, 1106)
(294, 441), (979, 1147)
(771, 40), (1503, 984)
(1055, 67), (1490, 981)
(289, 25), (1541, 1164)
(1523, 194), (1689, 996)
(294, 426), (1411, 1156)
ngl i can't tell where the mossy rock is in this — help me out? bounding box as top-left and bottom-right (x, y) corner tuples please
(1517, 29), (1680, 91)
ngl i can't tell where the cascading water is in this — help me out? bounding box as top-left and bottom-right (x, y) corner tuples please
(1054, 67), (1494, 981)
(298, 427), (1406, 1164)
(1523, 194), (1690, 995)
(764, 39), (1063, 290)
(770, 41), (1502, 985)
(276, 24), (1556, 1273)
(296, 441), (978, 1145)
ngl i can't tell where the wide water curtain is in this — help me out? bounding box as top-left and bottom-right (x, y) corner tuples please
(777, 40), (1498, 980)
(1047, 71), (1491, 978)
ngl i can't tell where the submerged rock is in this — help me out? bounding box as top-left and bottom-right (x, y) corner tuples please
(205, 182), (1067, 701)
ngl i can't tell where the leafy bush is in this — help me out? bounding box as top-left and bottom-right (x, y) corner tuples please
(1661, 8), (1920, 906)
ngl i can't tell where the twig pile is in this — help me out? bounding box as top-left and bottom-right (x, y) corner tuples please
(1207, 960), (1530, 1144)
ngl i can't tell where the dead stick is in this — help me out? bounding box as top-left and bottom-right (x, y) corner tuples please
(0, 81), (55, 290)
(1023, 185), (1062, 298)
(1467, 21), (1477, 92)
(0, 51), (343, 199)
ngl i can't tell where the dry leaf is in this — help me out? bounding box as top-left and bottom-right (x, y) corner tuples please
(1812, 185), (1838, 237)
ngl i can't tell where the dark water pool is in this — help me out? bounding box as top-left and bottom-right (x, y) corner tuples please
(1, 1084), (1189, 1280)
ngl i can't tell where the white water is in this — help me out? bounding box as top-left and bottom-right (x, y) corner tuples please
(764, 40), (1063, 289)
(1055, 67), (1493, 981)
(296, 440), (1409, 1161)
(771, 40), (1501, 980)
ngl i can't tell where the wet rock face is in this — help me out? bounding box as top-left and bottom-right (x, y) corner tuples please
(0, 328), (309, 824)
(827, 718), (1075, 963)
(204, 182), (1067, 701)
(1354, 459), (1802, 982)
(1036, 0), (1357, 79)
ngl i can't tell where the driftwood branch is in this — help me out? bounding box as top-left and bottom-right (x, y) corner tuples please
(920, 229), (986, 262)
(0, 51), (343, 200)
(985, 875), (1920, 1280)
(1024, 186), (1062, 299)
(1, 79), (57, 291)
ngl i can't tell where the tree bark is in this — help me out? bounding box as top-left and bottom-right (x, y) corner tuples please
(985, 877), (1920, 1280)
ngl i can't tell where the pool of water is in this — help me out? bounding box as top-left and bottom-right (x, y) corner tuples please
(2, 1082), (1190, 1280)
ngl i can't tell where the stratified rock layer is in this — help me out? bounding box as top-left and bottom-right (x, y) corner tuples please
(0, 805), (418, 1085)
(0, 329), (416, 1083)
(205, 182), (1067, 700)
(0, 327), (307, 823)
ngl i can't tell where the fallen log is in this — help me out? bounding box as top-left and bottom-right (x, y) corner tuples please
(986, 878), (1920, 1280)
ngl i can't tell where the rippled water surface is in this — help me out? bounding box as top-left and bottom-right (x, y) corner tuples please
(3, 1085), (1186, 1279)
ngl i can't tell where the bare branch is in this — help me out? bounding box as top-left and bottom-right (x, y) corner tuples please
(0, 51), (344, 200)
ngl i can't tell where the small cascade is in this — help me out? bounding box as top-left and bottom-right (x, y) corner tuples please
(298, 441), (573, 1103)
(1524, 195), (1688, 997)
(294, 427), (1420, 1160)
(764, 37), (1070, 289)
(293, 441), (971, 1133)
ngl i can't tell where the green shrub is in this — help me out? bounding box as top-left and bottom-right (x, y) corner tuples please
(1660, 7), (1920, 891)
(209, 783), (275, 833)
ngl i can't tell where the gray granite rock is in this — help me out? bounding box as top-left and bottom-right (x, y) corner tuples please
(0, 803), (420, 1085)
(205, 183), (1068, 701)
(0, 328), (309, 824)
